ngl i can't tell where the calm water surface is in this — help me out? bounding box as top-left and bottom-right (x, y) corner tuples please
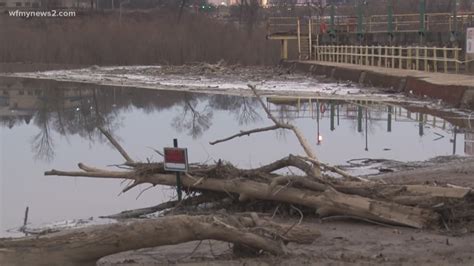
(1, 78), (472, 236)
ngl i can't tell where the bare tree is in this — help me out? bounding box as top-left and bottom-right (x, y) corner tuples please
(178, 0), (188, 22)
(238, 0), (261, 35)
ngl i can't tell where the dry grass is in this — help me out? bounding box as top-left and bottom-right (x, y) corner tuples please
(0, 10), (279, 66)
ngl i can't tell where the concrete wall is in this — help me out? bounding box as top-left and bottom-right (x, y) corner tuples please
(282, 61), (474, 109)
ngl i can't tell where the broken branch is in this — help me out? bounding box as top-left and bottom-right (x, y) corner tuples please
(210, 125), (280, 145)
(296, 156), (368, 182)
(98, 126), (135, 164)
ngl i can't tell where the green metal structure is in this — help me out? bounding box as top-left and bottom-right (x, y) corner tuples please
(451, 0), (459, 41)
(387, 0), (394, 37)
(357, 0), (364, 38)
(419, 0), (426, 35)
(330, 1), (336, 38)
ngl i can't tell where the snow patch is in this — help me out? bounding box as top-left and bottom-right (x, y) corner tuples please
(9, 66), (365, 96)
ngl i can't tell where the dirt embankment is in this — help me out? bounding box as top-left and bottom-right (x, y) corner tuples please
(95, 157), (474, 266)
(378, 156), (474, 188)
(98, 221), (474, 266)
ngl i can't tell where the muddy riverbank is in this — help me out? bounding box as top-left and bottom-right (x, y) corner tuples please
(97, 157), (474, 265)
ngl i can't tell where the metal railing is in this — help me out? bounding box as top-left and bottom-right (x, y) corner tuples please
(267, 17), (318, 36)
(366, 12), (474, 33)
(267, 12), (474, 35)
(313, 45), (463, 73)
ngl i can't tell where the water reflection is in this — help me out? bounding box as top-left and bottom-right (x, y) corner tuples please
(267, 97), (474, 156)
(0, 79), (262, 160)
(209, 95), (262, 126)
(1, 78), (473, 236)
(2, 80), (474, 159)
(171, 94), (213, 139)
(2, 79), (473, 160)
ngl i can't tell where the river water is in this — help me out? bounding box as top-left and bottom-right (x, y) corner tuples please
(1, 78), (472, 237)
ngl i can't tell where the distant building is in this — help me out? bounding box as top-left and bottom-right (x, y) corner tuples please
(0, 0), (91, 9)
(0, 84), (93, 129)
(214, 0), (268, 7)
(41, 0), (91, 8)
(0, 0), (41, 8)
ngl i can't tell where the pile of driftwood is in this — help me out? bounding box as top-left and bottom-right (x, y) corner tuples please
(1, 86), (472, 266)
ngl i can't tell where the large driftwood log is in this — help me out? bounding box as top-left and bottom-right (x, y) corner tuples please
(0, 214), (320, 266)
(45, 166), (440, 229)
(332, 181), (471, 207)
(100, 193), (225, 219)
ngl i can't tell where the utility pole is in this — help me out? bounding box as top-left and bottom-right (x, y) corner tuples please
(357, 0), (364, 42)
(329, 0), (336, 41)
(419, 0), (426, 43)
(387, 0), (394, 42)
(120, 0), (130, 26)
(451, 0), (459, 43)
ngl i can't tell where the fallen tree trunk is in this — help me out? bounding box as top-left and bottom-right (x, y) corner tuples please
(100, 193), (226, 219)
(0, 214), (320, 266)
(46, 167), (440, 229)
(332, 181), (471, 207)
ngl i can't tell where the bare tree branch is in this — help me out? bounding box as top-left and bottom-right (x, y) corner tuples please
(296, 156), (369, 182)
(249, 84), (321, 177)
(98, 126), (135, 164)
(101, 194), (223, 219)
(210, 125), (280, 145)
(210, 85), (322, 178)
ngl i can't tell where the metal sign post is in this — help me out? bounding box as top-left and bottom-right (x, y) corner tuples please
(467, 28), (474, 72)
(164, 139), (189, 201)
(174, 139), (182, 201)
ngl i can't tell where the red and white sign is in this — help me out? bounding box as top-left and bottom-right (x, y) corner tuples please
(164, 148), (189, 172)
(467, 28), (474, 54)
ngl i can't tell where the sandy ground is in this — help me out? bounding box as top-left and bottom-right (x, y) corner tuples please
(98, 220), (474, 266)
(97, 157), (474, 266)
